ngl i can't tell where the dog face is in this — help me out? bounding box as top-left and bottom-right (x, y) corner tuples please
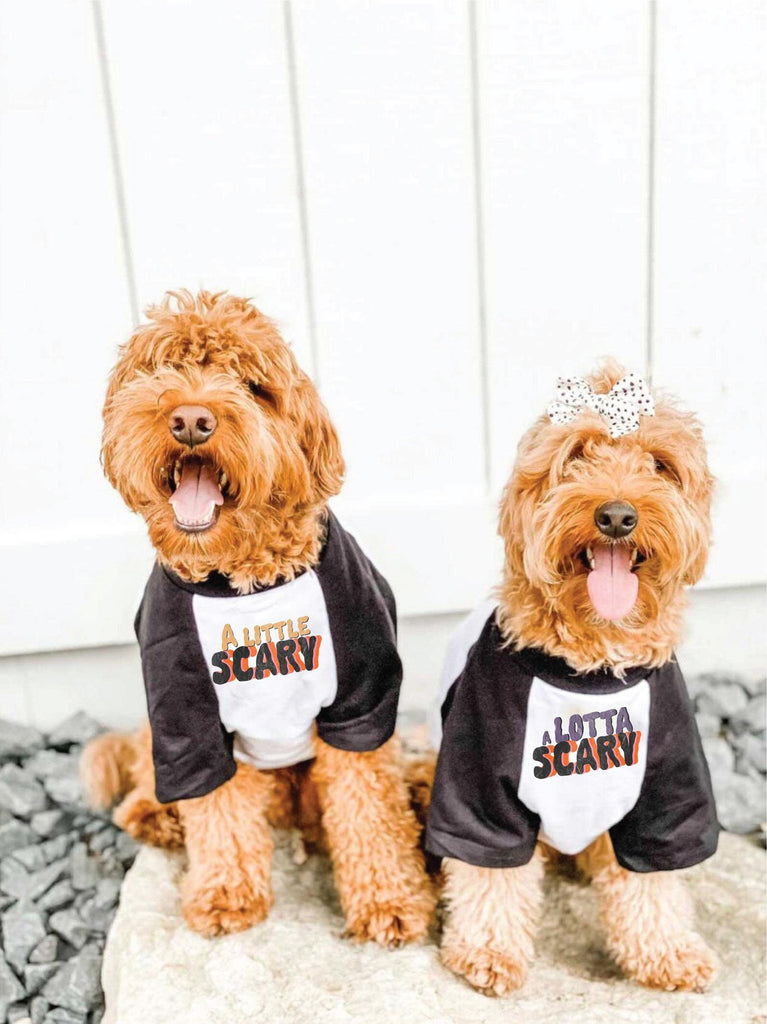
(497, 362), (713, 671)
(102, 291), (344, 582)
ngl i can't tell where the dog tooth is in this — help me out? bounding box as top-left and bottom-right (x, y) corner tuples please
(219, 471), (228, 488)
(630, 548), (638, 565)
(586, 546), (595, 570)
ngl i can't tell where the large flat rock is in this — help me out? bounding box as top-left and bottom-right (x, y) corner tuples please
(102, 833), (765, 1024)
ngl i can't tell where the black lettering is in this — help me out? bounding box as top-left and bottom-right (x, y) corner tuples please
(275, 639), (302, 674)
(297, 635), (319, 671)
(254, 643), (278, 679)
(552, 741), (575, 776)
(575, 737), (598, 774)
(210, 650), (232, 685)
(617, 730), (639, 766)
(232, 645), (253, 682)
(595, 734), (621, 770)
(532, 746), (553, 779)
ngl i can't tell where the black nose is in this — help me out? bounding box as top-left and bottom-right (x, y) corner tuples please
(168, 405), (217, 448)
(594, 500), (638, 539)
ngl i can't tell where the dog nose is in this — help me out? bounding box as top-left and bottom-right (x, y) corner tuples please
(168, 405), (217, 448)
(594, 500), (638, 539)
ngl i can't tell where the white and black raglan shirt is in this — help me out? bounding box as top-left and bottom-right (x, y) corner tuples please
(134, 511), (401, 803)
(425, 605), (719, 873)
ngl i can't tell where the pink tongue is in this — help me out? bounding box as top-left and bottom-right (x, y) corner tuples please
(587, 545), (638, 621)
(169, 460), (223, 525)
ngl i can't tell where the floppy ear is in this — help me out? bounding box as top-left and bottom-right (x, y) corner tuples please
(682, 458), (714, 586)
(290, 375), (345, 502)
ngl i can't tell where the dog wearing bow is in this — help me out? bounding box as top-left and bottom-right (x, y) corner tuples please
(423, 360), (719, 995)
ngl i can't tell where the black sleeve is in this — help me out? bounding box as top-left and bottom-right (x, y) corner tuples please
(609, 661), (719, 872)
(135, 564), (236, 803)
(314, 512), (402, 752)
(425, 622), (540, 868)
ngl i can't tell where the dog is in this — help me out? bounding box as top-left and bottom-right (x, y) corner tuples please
(80, 289), (435, 944)
(423, 361), (719, 995)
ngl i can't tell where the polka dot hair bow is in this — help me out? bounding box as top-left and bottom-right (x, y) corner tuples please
(546, 373), (655, 439)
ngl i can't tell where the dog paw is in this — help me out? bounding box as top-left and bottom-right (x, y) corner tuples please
(113, 796), (185, 850)
(440, 941), (527, 997)
(346, 891), (434, 948)
(181, 882), (273, 938)
(626, 934), (718, 992)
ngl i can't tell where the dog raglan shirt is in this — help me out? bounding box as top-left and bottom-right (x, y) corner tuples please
(134, 511), (401, 802)
(425, 605), (719, 873)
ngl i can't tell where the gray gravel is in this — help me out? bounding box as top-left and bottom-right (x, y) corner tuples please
(692, 672), (767, 835)
(0, 713), (134, 1024)
(0, 679), (764, 1023)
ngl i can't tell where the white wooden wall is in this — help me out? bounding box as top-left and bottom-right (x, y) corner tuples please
(0, 0), (764, 657)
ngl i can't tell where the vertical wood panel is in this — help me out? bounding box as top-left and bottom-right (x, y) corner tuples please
(0, 0), (134, 534)
(652, 0), (767, 585)
(291, 0), (485, 505)
(100, 0), (313, 368)
(479, 0), (650, 489)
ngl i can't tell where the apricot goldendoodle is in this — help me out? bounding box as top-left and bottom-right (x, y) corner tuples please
(423, 361), (719, 995)
(81, 290), (434, 943)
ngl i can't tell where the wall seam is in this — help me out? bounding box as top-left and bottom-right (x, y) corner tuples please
(645, 0), (657, 382)
(283, 1), (320, 386)
(468, 0), (493, 492)
(92, 0), (140, 328)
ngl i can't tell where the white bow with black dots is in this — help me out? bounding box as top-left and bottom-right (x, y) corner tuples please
(546, 373), (655, 439)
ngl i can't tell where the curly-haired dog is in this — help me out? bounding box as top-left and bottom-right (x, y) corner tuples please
(81, 290), (434, 943)
(424, 361), (719, 995)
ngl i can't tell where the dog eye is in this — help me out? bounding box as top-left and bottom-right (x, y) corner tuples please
(246, 380), (263, 399)
(653, 457), (682, 485)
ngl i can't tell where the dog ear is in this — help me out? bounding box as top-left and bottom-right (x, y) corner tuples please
(289, 375), (345, 503)
(682, 460), (714, 586)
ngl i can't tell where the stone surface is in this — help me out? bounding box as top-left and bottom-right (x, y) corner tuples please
(30, 812), (71, 841)
(25, 962), (61, 996)
(102, 833), (765, 1024)
(30, 995), (49, 1024)
(0, 819), (37, 858)
(714, 772), (766, 834)
(47, 715), (102, 750)
(36, 881), (76, 914)
(29, 935), (61, 964)
(0, 714), (137, 1024)
(1, 857), (69, 903)
(42, 776), (85, 811)
(13, 844), (47, 872)
(69, 844), (100, 893)
(0, 765), (48, 818)
(2, 900), (47, 972)
(24, 751), (80, 782)
(0, 719), (44, 760)
(40, 834), (75, 866)
(48, 910), (89, 952)
(7, 1002), (28, 1022)
(0, 957), (26, 1013)
(41, 945), (102, 1015)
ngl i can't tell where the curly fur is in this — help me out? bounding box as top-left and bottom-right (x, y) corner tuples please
(101, 290), (344, 590)
(83, 289), (434, 942)
(439, 361), (717, 995)
(495, 360), (713, 674)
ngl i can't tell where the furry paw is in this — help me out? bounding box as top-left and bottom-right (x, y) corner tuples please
(181, 882), (273, 938)
(440, 941), (528, 997)
(113, 795), (185, 850)
(346, 891), (434, 948)
(626, 934), (718, 992)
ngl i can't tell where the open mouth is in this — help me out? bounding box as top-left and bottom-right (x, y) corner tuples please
(579, 544), (647, 622)
(167, 456), (227, 533)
